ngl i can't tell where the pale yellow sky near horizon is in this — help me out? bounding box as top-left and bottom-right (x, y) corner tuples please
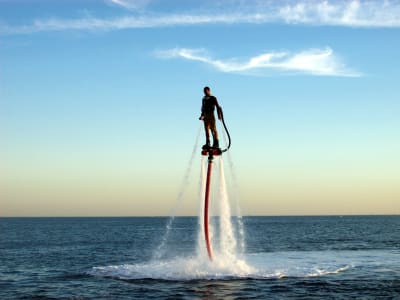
(2, 147), (400, 217)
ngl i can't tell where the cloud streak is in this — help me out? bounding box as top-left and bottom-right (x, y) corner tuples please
(0, 14), (260, 35)
(276, 0), (400, 27)
(106, 0), (151, 11)
(155, 47), (361, 77)
(1, 0), (400, 34)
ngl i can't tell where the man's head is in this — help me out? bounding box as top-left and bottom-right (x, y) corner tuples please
(204, 86), (211, 96)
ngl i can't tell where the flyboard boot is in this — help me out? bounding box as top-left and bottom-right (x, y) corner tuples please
(202, 139), (211, 150)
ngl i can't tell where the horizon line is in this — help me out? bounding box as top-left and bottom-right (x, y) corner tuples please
(1, 214), (399, 218)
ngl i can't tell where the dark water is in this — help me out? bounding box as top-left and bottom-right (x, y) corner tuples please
(1, 216), (399, 299)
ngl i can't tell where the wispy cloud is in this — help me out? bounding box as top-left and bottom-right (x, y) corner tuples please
(276, 0), (400, 27)
(155, 47), (362, 77)
(106, 0), (151, 11)
(0, 14), (257, 35)
(1, 0), (400, 34)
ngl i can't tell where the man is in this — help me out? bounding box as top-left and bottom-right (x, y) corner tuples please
(199, 86), (222, 149)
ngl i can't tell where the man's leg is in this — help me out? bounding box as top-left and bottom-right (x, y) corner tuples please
(210, 117), (219, 148)
(203, 121), (211, 148)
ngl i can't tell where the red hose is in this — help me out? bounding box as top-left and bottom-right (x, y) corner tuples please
(204, 158), (213, 261)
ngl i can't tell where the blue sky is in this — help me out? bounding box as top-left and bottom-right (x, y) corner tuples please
(1, 0), (400, 216)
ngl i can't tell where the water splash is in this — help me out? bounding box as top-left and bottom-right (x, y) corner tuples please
(192, 156), (250, 273)
(105, 127), (252, 278)
(89, 249), (400, 280)
(152, 126), (201, 260)
(196, 156), (209, 259)
(217, 157), (237, 261)
(92, 249), (397, 280)
(225, 148), (246, 254)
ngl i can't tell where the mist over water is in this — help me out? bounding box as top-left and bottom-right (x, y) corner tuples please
(193, 156), (251, 275)
(90, 154), (256, 280)
(149, 155), (253, 279)
(87, 157), (400, 283)
(87, 142), (400, 284)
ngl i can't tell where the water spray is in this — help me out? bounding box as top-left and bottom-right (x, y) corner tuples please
(201, 108), (231, 261)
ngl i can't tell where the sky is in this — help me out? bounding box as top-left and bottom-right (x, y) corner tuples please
(1, 0), (399, 216)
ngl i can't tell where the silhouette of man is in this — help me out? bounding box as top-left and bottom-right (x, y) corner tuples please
(199, 86), (222, 149)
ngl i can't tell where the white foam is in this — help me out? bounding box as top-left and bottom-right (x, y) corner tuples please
(90, 254), (253, 280)
(89, 250), (400, 281)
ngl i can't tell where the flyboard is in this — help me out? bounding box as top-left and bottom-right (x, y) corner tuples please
(201, 109), (231, 261)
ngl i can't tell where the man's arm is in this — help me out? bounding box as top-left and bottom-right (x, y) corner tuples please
(199, 98), (205, 120)
(214, 97), (223, 120)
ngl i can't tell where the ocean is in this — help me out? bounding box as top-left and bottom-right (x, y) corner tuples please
(1, 215), (399, 299)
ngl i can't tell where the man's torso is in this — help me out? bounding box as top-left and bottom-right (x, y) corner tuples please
(202, 95), (217, 115)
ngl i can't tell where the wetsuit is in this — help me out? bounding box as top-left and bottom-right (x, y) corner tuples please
(201, 95), (222, 147)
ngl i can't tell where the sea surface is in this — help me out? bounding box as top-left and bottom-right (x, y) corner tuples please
(1, 216), (399, 299)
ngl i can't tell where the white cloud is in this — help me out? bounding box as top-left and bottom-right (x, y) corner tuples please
(155, 47), (361, 77)
(276, 0), (400, 27)
(1, 0), (400, 34)
(0, 14), (254, 35)
(106, 0), (151, 11)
